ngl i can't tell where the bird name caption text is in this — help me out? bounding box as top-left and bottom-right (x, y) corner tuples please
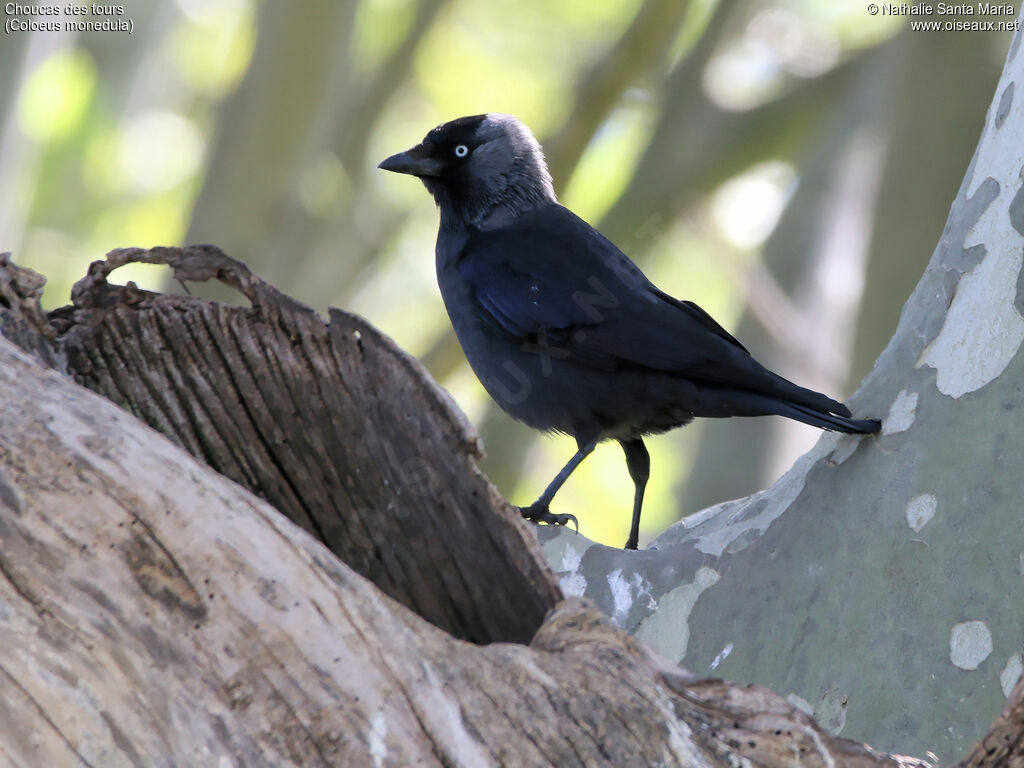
(4, 3), (132, 34)
(866, 2), (1021, 29)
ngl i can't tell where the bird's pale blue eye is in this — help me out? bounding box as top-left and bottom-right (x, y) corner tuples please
(454, 144), (469, 158)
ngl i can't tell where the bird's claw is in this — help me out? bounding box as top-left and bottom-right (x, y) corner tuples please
(519, 504), (578, 532)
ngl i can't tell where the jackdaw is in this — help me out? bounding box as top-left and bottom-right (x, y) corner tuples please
(379, 113), (880, 550)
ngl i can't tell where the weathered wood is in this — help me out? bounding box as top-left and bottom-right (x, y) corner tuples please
(50, 245), (560, 645)
(0, 327), (929, 765)
(0, 253), (63, 370)
(960, 674), (1024, 768)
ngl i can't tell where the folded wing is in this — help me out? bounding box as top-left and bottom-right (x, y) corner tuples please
(457, 204), (853, 419)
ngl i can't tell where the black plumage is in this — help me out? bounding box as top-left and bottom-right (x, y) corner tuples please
(380, 113), (879, 550)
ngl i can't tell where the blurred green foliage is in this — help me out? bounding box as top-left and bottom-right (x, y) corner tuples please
(0, 0), (1009, 546)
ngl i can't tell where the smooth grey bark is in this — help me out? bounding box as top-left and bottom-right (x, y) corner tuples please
(539, 16), (1024, 763)
(849, 22), (1004, 388)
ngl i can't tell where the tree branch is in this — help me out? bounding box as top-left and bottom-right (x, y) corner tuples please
(544, 0), (693, 191)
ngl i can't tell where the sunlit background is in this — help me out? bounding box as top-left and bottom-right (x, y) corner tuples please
(0, 0), (1011, 546)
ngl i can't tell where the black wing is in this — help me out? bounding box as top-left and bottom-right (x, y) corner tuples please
(459, 205), (747, 362)
(457, 204), (851, 416)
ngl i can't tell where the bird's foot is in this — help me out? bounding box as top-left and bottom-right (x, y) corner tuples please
(519, 503), (578, 532)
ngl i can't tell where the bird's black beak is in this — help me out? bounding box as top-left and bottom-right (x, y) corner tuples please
(378, 142), (443, 177)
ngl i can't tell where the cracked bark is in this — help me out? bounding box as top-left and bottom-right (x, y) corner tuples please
(50, 246), (560, 647)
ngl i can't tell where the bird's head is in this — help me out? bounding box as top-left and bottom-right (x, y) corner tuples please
(378, 113), (556, 228)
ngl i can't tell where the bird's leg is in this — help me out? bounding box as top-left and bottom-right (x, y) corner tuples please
(520, 438), (597, 531)
(619, 438), (650, 550)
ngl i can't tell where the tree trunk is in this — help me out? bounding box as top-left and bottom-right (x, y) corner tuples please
(538, 14), (1024, 764)
(0, 252), (927, 767)
(53, 246), (560, 647)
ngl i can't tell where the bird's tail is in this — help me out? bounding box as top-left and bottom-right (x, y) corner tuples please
(695, 361), (881, 433)
(769, 399), (881, 434)
(700, 387), (881, 434)
(737, 366), (881, 434)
